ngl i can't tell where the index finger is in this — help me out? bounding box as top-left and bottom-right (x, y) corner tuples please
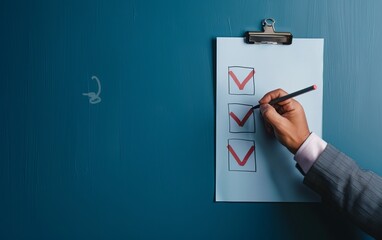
(259, 88), (289, 105)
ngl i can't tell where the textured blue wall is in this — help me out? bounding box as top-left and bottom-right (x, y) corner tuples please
(0, 0), (379, 239)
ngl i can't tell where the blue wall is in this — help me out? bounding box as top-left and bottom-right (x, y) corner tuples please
(0, 0), (379, 239)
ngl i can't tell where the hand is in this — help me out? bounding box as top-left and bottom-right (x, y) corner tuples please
(259, 89), (310, 154)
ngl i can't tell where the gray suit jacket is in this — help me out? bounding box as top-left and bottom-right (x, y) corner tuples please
(304, 144), (382, 239)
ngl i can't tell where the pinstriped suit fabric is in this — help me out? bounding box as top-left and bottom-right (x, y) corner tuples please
(304, 144), (382, 239)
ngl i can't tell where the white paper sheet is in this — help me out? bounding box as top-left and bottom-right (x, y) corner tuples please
(216, 38), (323, 202)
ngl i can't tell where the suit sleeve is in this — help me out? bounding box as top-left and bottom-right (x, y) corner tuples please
(303, 144), (382, 238)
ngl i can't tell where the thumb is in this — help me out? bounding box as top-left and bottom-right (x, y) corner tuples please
(260, 104), (283, 127)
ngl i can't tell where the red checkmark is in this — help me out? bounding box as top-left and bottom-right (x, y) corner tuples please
(229, 69), (255, 90)
(227, 145), (255, 166)
(229, 109), (253, 127)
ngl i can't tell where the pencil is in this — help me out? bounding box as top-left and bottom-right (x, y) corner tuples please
(251, 85), (317, 110)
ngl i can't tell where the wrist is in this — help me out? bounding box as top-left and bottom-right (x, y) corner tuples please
(289, 131), (311, 154)
(297, 131), (311, 152)
(294, 133), (327, 174)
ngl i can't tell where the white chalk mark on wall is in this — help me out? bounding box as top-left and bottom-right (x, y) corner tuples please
(83, 76), (102, 104)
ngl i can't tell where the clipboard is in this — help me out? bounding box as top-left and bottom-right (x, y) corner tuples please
(216, 20), (324, 202)
(245, 18), (293, 45)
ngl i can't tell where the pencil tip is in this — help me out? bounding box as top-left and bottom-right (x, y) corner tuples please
(252, 105), (260, 110)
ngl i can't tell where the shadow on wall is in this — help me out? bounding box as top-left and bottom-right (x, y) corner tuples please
(279, 203), (366, 240)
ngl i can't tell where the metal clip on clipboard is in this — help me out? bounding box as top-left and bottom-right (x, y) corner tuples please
(245, 18), (293, 45)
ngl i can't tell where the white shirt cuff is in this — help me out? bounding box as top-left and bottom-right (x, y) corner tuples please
(294, 132), (327, 174)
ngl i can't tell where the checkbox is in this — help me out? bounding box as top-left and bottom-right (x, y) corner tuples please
(227, 139), (256, 172)
(228, 103), (255, 133)
(228, 66), (255, 95)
